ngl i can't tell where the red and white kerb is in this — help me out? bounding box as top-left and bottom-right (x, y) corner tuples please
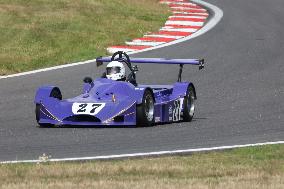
(107, 0), (208, 54)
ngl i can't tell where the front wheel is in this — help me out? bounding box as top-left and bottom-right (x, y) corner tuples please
(35, 87), (62, 127)
(183, 85), (195, 122)
(136, 90), (155, 127)
(35, 104), (53, 128)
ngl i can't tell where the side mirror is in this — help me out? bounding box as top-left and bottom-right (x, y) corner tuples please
(132, 65), (139, 72)
(83, 77), (93, 84)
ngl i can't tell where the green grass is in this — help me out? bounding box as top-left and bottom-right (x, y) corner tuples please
(0, 0), (170, 75)
(0, 144), (283, 189)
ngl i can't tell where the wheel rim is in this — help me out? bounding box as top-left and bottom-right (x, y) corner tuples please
(145, 94), (154, 121)
(188, 92), (195, 117)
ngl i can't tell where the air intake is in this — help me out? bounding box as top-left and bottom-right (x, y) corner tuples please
(114, 115), (124, 122)
(64, 115), (101, 122)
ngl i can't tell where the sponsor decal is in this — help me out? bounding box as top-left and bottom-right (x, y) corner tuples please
(172, 98), (184, 121)
(135, 88), (144, 90)
(155, 117), (161, 122)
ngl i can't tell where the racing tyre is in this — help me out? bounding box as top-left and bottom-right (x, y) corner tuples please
(136, 89), (155, 127)
(35, 87), (62, 127)
(49, 87), (62, 100)
(35, 104), (52, 127)
(183, 85), (195, 122)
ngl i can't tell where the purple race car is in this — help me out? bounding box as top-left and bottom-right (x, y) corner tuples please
(34, 51), (204, 127)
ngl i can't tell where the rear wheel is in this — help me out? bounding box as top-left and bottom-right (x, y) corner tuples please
(136, 90), (155, 127)
(183, 85), (195, 122)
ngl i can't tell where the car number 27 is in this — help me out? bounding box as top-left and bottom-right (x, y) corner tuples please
(72, 103), (105, 115)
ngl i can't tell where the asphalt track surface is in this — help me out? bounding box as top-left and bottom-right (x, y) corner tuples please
(0, 0), (283, 162)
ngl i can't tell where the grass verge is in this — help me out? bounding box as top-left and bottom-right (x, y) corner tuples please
(0, 144), (283, 189)
(0, 0), (169, 75)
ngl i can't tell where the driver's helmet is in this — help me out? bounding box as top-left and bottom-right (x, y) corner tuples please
(106, 61), (126, 81)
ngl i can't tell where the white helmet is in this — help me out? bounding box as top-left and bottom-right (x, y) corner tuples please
(106, 61), (126, 81)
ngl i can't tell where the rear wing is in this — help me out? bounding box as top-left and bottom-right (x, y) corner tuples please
(96, 57), (204, 70)
(96, 51), (204, 82)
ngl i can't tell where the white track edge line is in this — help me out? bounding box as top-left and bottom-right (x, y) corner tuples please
(1, 141), (283, 164)
(0, 0), (223, 80)
(0, 59), (97, 79)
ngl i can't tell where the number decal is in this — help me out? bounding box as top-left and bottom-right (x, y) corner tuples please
(77, 103), (87, 113)
(90, 104), (101, 114)
(172, 98), (184, 121)
(72, 103), (105, 115)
